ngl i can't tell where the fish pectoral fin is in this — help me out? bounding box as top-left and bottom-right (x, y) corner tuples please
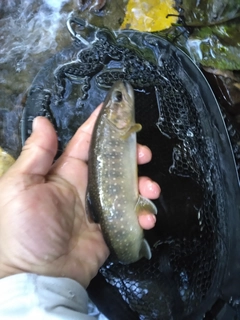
(86, 191), (100, 223)
(132, 123), (142, 133)
(135, 195), (158, 215)
(140, 239), (152, 260)
(121, 123), (142, 139)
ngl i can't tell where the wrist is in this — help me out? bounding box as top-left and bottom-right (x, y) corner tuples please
(0, 261), (90, 288)
(0, 264), (23, 280)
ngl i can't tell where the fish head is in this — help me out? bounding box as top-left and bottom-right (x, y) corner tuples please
(103, 81), (135, 131)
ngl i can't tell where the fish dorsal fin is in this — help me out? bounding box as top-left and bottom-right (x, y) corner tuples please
(121, 123), (142, 140)
(140, 238), (152, 260)
(135, 195), (158, 215)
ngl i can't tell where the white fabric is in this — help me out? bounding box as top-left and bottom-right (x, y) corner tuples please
(0, 273), (95, 319)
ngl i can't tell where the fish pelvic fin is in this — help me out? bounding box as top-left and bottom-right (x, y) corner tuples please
(121, 123), (142, 140)
(140, 238), (152, 260)
(135, 195), (158, 215)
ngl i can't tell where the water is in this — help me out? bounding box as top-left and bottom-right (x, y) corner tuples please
(0, 0), (77, 160)
(0, 0), (127, 161)
(0, 0), (73, 109)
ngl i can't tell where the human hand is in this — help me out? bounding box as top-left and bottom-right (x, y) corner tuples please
(0, 105), (160, 288)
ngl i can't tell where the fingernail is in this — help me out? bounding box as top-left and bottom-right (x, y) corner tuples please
(32, 117), (39, 132)
(138, 212), (157, 230)
(147, 214), (156, 224)
(137, 144), (145, 158)
(147, 180), (155, 191)
(147, 180), (161, 196)
(138, 149), (145, 159)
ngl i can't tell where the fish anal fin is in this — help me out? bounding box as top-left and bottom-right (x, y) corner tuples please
(139, 238), (152, 260)
(135, 195), (158, 215)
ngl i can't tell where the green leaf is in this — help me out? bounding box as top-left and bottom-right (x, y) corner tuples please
(186, 19), (240, 70)
(181, 0), (240, 26)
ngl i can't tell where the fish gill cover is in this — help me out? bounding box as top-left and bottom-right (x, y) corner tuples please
(21, 19), (240, 320)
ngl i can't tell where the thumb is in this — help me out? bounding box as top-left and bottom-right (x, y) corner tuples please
(9, 117), (58, 176)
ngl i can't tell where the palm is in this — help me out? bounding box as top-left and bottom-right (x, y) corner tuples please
(0, 106), (160, 287)
(0, 152), (107, 288)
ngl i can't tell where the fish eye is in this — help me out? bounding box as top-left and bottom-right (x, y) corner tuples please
(113, 90), (123, 103)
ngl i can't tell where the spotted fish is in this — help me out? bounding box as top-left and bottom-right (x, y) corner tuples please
(87, 80), (157, 264)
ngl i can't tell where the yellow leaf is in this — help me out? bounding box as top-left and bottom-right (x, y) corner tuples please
(0, 147), (15, 177)
(121, 0), (178, 32)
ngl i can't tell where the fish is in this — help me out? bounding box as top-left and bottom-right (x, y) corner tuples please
(87, 80), (157, 264)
